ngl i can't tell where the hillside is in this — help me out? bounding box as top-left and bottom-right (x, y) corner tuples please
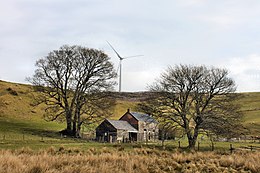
(0, 80), (259, 136)
(237, 92), (260, 134)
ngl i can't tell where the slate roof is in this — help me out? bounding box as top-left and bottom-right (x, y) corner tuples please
(130, 112), (158, 123)
(106, 119), (138, 132)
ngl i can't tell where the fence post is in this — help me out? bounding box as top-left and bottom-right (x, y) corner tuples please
(197, 142), (200, 151)
(211, 142), (214, 151)
(178, 141), (181, 148)
(230, 144), (234, 154)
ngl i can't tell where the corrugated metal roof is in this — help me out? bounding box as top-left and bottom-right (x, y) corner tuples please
(106, 119), (138, 132)
(130, 112), (158, 123)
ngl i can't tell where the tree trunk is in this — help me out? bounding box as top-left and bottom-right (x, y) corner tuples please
(72, 120), (77, 137)
(73, 104), (82, 138)
(75, 111), (81, 138)
(188, 137), (196, 149)
(63, 101), (73, 135)
(66, 118), (72, 131)
(63, 111), (73, 136)
(76, 123), (81, 138)
(187, 132), (195, 149)
(187, 126), (199, 149)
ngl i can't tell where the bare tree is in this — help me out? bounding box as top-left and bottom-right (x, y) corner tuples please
(28, 45), (116, 137)
(140, 64), (244, 149)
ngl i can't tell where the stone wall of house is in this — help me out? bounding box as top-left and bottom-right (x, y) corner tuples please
(138, 121), (159, 141)
(117, 130), (130, 142)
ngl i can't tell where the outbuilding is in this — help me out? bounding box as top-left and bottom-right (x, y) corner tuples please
(96, 119), (138, 143)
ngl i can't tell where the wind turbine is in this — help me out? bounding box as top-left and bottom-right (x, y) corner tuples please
(107, 41), (143, 92)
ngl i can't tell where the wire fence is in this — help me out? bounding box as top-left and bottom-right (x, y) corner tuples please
(0, 132), (259, 153)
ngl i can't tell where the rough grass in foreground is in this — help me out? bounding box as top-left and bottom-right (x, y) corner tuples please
(0, 147), (259, 173)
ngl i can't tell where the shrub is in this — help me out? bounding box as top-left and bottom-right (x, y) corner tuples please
(6, 88), (18, 96)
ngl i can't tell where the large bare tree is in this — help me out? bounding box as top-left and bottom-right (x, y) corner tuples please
(29, 45), (116, 137)
(139, 64), (244, 149)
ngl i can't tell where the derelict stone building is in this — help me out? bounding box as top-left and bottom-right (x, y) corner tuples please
(96, 109), (159, 142)
(95, 119), (138, 143)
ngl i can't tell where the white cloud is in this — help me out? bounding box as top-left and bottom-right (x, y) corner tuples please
(220, 54), (260, 92)
(122, 69), (161, 92)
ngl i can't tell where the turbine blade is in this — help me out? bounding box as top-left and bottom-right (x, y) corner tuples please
(106, 41), (123, 60)
(123, 55), (144, 59)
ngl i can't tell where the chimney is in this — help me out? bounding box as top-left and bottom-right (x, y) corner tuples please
(127, 108), (130, 113)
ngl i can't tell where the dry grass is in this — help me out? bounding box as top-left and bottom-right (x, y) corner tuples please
(0, 147), (259, 173)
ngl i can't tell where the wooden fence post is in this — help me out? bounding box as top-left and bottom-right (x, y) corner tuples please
(230, 144), (234, 154)
(211, 142), (214, 151)
(178, 141), (181, 148)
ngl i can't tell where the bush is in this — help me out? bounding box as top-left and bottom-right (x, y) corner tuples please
(6, 87), (18, 96)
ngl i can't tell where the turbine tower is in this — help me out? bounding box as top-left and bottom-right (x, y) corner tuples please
(107, 41), (143, 92)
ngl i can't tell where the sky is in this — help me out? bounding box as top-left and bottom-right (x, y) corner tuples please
(1, 0), (260, 92)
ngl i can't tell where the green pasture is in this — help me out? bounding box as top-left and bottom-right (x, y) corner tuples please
(0, 80), (259, 151)
(236, 92), (260, 134)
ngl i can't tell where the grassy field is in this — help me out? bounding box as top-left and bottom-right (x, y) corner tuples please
(0, 80), (259, 172)
(0, 80), (259, 150)
(0, 147), (259, 173)
(237, 92), (260, 134)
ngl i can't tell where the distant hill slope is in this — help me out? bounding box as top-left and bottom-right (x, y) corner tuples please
(237, 92), (260, 134)
(0, 80), (259, 135)
(0, 80), (40, 119)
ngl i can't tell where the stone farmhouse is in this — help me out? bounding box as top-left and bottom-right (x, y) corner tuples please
(96, 109), (159, 143)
